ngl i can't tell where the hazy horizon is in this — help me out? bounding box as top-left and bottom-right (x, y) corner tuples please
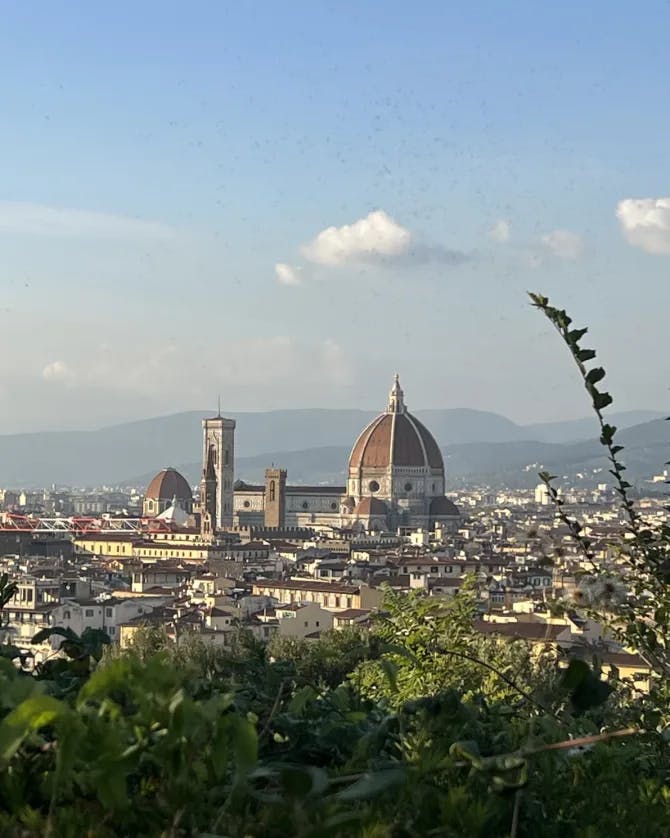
(2, 2), (669, 434)
(0, 402), (664, 439)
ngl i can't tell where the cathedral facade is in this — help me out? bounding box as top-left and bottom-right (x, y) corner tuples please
(229, 376), (459, 533)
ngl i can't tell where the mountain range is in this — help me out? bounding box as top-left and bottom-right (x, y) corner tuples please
(0, 408), (666, 490)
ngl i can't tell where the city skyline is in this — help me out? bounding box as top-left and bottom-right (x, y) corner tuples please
(2, 2), (670, 433)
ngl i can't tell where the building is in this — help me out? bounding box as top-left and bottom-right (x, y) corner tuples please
(276, 602), (334, 639)
(232, 375), (460, 533)
(200, 414), (236, 534)
(143, 468), (193, 517)
(251, 579), (382, 612)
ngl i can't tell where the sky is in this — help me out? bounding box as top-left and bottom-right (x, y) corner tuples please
(1, 1), (669, 433)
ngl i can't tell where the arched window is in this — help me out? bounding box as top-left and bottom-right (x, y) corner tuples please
(269, 480), (276, 502)
(224, 449), (230, 465)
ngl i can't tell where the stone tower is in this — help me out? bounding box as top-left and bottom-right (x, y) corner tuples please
(264, 467), (287, 529)
(200, 414), (236, 532)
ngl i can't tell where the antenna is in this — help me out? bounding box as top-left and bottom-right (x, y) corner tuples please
(217, 394), (222, 418)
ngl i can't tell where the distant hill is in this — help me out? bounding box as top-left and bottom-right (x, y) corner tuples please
(141, 417), (670, 492)
(0, 408), (665, 488)
(525, 410), (665, 443)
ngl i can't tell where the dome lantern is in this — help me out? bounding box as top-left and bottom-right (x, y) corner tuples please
(387, 373), (406, 414)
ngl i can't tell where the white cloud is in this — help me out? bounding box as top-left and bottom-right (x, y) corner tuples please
(541, 229), (584, 261)
(0, 202), (174, 239)
(42, 361), (75, 383)
(301, 209), (412, 266)
(616, 197), (670, 254)
(275, 263), (302, 286)
(489, 219), (511, 243)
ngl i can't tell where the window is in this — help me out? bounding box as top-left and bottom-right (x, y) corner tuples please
(304, 621), (308, 627)
(269, 480), (276, 502)
(302, 501), (309, 509)
(404, 482), (413, 492)
(106, 607), (113, 617)
(315, 621), (320, 627)
(368, 480), (380, 492)
(85, 609), (94, 617)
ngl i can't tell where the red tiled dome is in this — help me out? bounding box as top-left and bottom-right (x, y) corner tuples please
(349, 411), (443, 471)
(145, 468), (193, 502)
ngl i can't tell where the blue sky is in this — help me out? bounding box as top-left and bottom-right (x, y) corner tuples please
(1, 2), (669, 432)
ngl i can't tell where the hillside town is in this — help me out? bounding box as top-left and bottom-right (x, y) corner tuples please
(1, 381), (664, 692)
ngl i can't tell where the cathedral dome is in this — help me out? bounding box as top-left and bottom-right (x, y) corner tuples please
(348, 375), (444, 472)
(145, 468), (193, 503)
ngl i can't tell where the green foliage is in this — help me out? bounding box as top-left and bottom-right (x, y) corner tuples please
(351, 583), (554, 713)
(1, 581), (666, 836)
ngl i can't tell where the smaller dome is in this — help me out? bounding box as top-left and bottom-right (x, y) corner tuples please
(156, 497), (190, 527)
(430, 496), (460, 517)
(146, 468), (193, 502)
(354, 497), (388, 517)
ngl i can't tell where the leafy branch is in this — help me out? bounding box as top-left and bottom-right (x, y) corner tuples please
(530, 292), (670, 680)
(529, 292), (637, 531)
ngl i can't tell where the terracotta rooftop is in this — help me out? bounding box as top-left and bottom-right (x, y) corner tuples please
(474, 620), (566, 642)
(145, 468), (193, 502)
(349, 412), (444, 471)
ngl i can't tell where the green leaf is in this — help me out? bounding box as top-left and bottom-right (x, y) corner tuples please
(560, 659), (590, 691)
(32, 626), (80, 647)
(593, 392), (613, 410)
(568, 327), (589, 342)
(450, 740), (482, 767)
(577, 349), (596, 362)
(230, 715), (258, 773)
(379, 658), (398, 693)
(0, 694), (66, 762)
(280, 765), (329, 798)
(77, 657), (132, 706)
(336, 767), (406, 801)
(528, 292), (549, 307)
(585, 367), (606, 384)
(288, 685), (318, 715)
